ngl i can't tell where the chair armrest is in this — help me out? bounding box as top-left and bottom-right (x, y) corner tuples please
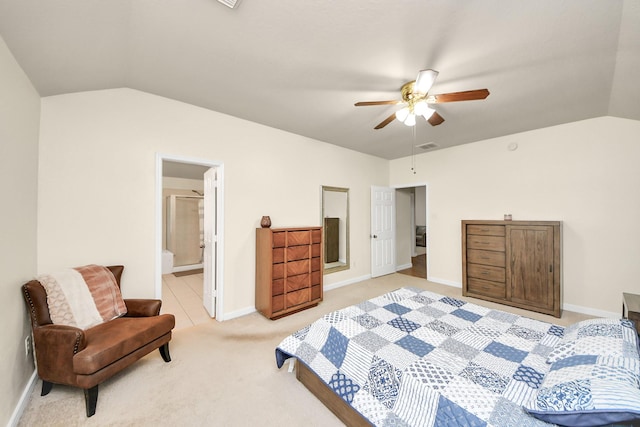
(33, 324), (87, 383)
(124, 299), (162, 317)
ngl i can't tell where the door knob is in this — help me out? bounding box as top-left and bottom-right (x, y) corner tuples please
(372, 235), (378, 239)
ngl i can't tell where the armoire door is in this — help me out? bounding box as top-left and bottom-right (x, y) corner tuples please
(507, 225), (555, 310)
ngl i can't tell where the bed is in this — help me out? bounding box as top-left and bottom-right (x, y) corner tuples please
(276, 287), (640, 427)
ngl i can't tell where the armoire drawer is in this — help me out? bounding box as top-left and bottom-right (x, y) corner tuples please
(467, 225), (505, 237)
(467, 263), (505, 283)
(467, 249), (506, 267)
(467, 277), (506, 299)
(466, 235), (505, 252)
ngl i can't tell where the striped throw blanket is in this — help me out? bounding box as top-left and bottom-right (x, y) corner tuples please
(38, 265), (127, 330)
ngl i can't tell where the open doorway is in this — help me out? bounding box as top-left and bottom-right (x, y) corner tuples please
(155, 154), (225, 329)
(396, 185), (427, 279)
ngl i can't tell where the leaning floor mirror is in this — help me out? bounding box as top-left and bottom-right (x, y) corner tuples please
(321, 186), (349, 274)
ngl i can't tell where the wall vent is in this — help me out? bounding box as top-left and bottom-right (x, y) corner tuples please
(416, 142), (438, 150)
(218, 0), (241, 8)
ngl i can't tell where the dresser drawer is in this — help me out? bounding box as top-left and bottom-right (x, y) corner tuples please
(272, 248), (284, 264)
(467, 277), (506, 299)
(311, 257), (321, 272)
(311, 243), (321, 258)
(311, 270), (321, 286)
(287, 259), (310, 276)
(288, 231), (311, 246)
(272, 294), (284, 312)
(285, 273), (310, 292)
(273, 259), (314, 277)
(467, 263), (505, 283)
(311, 284), (321, 300)
(466, 235), (505, 252)
(272, 263), (284, 280)
(286, 288), (310, 308)
(272, 279), (284, 296)
(312, 229), (322, 244)
(287, 245), (310, 262)
(467, 225), (505, 237)
(272, 232), (286, 248)
(467, 249), (506, 267)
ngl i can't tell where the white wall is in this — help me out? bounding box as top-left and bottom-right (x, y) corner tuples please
(38, 88), (388, 315)
(0, 36), (40, 425)
(390, 116), (640, 315)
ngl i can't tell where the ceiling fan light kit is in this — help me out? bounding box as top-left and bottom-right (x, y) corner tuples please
(355, 69), (490, 130)
(217, 0), (241, 8)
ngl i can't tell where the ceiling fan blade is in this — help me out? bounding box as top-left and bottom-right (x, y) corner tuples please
(355, 100), (401, 106)
(430, 89), (490, 103)
(428, 111), (445, 126)
(374, 112), (398, 129)
(415, 69), (439, 94)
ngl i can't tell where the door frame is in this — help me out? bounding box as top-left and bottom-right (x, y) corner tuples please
(155, 153), (226, 321)
(387, 182), (429, 277)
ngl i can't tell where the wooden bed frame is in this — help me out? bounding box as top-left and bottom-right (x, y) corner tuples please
(296, 360), (371, 427)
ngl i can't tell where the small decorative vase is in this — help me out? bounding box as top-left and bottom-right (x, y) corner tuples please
(260, 216), (271, 228)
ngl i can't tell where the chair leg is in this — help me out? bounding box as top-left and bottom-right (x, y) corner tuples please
(41, 381), (53, 396)
(159, 343), (171, 362)
(84, 385), (99, 417)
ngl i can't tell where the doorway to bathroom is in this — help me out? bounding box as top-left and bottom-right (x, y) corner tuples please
(156, 154), (225, 327)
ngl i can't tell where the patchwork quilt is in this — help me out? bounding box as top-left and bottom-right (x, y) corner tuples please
(276, 287), (566, 426)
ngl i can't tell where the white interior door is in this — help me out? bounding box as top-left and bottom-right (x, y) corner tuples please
(371, 186), (396, 277)
(203, 168), (217, 317)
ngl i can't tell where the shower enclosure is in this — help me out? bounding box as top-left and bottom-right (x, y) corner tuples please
(166, 195), (204, 272)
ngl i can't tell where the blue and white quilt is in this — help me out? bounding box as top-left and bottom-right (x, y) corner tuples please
(276, 287), (566, 426)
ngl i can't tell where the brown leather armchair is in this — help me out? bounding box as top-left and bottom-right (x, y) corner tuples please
(22, 265), (175, 417)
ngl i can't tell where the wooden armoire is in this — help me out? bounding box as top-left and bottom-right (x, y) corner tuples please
(461, 220), (561, 317)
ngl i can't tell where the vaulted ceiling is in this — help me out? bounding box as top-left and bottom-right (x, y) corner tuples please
(1, 0), (638, 159)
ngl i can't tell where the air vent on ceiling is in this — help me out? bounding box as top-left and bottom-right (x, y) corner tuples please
(415, 142), (439, 150)
(218, 0), (240, 8)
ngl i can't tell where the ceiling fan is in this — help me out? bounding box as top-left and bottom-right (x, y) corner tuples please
(355, 69), (490, 129)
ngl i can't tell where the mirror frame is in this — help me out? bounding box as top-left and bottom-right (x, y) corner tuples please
(321, 186), (350, 274)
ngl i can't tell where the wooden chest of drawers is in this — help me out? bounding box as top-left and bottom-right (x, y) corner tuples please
(462, 220), (561, 317)
(256, 227), (323, 319)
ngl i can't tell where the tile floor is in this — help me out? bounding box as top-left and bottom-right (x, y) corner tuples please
(161, 272), (213, 330)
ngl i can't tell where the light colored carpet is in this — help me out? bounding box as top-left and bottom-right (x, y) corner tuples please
(17, 274), (592, 426)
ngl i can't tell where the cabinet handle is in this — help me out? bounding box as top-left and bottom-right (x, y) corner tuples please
(549, 265), (553, 273)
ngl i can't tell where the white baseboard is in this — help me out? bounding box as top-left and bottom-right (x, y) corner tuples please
(222, 305), (256, 321)
(8, 369), (37, 427)
(324, 274), (371, 292)
(427, 276), (462, 288)
(562, 303), (618, 319)
(395, 263), (412, 271)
